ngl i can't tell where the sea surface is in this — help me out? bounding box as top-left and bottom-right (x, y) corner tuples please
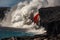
(0, 27), (34, 39)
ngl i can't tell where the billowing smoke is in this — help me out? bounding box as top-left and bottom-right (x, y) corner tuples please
(0, 0), (48, 35)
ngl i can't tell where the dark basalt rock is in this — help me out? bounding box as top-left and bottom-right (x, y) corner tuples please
(39, 6), (60, 37)
(0, 7), (10, 21)
(39, 6), (60, 23)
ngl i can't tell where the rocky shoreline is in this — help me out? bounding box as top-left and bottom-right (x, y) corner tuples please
(1, 34), (60, 40)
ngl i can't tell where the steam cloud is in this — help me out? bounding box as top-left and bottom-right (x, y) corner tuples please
(0, 0), (48, 35)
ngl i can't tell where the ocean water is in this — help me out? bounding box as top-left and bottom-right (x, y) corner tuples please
(0, 27), (34, 39)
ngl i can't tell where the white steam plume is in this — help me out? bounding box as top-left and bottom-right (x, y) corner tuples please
(1, 0), (48, 35)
